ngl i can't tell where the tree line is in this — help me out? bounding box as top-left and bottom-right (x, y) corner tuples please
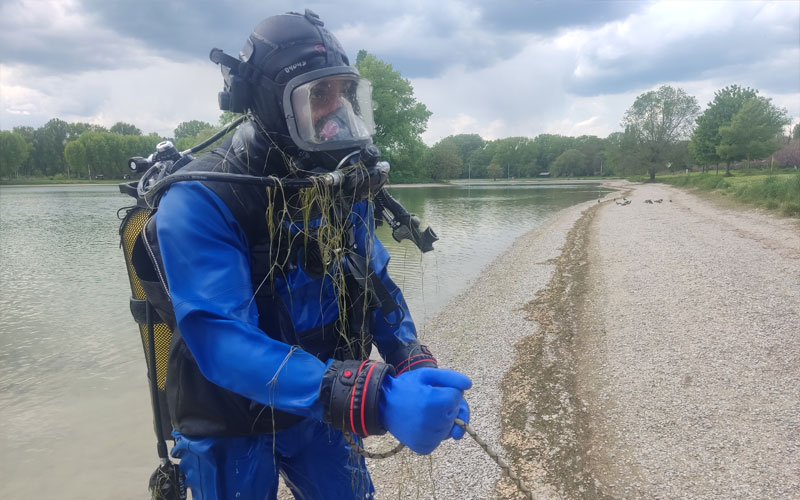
(424, 84), (796, 182)
(1, 51), (797, 182)
(0, 117), (233, 180)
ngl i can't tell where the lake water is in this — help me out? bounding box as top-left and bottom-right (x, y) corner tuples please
(0, 181), (608, 499)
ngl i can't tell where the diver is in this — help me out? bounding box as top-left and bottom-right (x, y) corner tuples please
(139, 9), (470, 500)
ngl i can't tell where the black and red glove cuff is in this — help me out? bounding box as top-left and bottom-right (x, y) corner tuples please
(389, 342), (438, 375)
(320, 359), (395, 437)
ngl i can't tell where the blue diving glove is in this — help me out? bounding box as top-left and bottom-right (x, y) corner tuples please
(379, 368), (472, 455)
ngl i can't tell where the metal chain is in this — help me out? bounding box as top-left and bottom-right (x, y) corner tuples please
(454, 418), (536, 500)
(343, 432), (405, 460)
(345, 418), (536, 499)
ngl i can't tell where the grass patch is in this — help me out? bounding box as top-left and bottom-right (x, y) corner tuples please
(656, 170), (800, 217)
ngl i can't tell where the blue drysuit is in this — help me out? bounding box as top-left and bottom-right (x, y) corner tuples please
(155, 181), (417, 499)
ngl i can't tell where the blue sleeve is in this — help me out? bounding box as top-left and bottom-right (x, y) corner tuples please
(155, 182), (327, 420)
(349, 201), (418, 356)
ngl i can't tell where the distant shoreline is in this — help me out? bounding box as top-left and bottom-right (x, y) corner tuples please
(1, 177), (613, 188)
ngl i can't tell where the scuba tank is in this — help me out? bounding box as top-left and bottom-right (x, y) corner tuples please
(117, 118), (436, 500)
(118, 139), (192, 500)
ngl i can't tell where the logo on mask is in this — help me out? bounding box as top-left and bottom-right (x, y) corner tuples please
(284, 61), (307, 74)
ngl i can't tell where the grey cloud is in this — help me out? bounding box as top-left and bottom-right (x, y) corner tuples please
(76, 1), (410, 61)
(5, 0), (642, 82)
(75, 1), (486, 78)
(0, 5), (142, 73)
(2, 0), (297, 76)
(20, 1), (644, 80)
(566, 15), (800, 96)
(473, 0), (646, 34)
(76, 0), (257, 59)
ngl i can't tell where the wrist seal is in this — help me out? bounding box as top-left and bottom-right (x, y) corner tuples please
(388, 341), (438, 375)
(320, 360), (394, 437)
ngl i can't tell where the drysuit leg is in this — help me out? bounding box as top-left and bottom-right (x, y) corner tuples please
(172, 419), (374, 500)
(171, 432), (281, 500)
(278, 420), (374, 499)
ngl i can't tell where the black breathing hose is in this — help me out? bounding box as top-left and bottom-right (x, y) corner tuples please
(143, 169), (346, 207)
(181, 114), (248, 155)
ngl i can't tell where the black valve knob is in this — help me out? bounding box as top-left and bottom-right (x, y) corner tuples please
(360, 144), (381, 167)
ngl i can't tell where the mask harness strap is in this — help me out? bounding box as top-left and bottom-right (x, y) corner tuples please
(209, 48), (282, 96)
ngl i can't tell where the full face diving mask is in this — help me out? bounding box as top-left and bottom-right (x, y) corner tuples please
(282, 66), (376, 154)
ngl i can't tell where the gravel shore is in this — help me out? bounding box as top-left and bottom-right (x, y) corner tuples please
(578, 182), (799, 499)
(370, 181), (799, 499)
(367, 189), (611, 500)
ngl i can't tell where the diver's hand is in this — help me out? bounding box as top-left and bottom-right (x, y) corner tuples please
(451, 397), (470, 440)
(379, 368), (472, 455)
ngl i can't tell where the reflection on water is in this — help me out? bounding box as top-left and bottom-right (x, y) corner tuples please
(0, 182), (607, 499)
(381, 183), (609, 329)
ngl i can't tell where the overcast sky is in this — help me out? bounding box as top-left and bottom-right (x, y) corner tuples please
(2, 0), (798, 144)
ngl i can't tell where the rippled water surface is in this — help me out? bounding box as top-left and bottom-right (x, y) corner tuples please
(0, 182), (608, 499)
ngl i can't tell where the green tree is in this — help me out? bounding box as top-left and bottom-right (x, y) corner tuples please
(622, 85), (699, 180)
(175, 127), (216, 152)
(424, 141), (463, 180)
(465, 141), (497, 178)
(219, 111), (242, 127)
(176, 123), (239, 154)
(174, 120), (213, 140)
(717, 97), (789, 169)
(436, 134), (485, 178)
(490, 137), (538, 178)
(550, 149), (588, 177)
(12, 126), (36, 177)
(792, 122), (800, 142)
(110, 122), (142, 136)
(64, 130), (160, 179)
(574, 135), (605, 175)
(67, 122), (108, 140)
(689, 85), (758, 175)
(601, 132), (623, 176)
(12, 125), (35, 143)
(532, 134), (575, 172)
(388, 138), (429, 183)
(355, 51), (432, 182)
(602, 131), (645, 177)
(30, 118), (71, 176)
(487, 163), (503, 180)
(64, 140), (87, 178)
(0, 131), (30, 178)
(666, 140), (693, 172)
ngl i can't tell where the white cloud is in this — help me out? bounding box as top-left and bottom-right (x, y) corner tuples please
(1, 58), (222, 136)
(0, 0), (797, 146)
(410, 1), (799, 144)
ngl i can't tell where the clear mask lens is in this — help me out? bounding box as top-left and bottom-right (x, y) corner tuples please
(291, 75), (375, 146)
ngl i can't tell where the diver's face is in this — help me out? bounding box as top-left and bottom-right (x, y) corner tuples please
(310, 79), (350, 124)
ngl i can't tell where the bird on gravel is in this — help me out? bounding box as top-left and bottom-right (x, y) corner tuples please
(654, 199), (663, 203)
(644, 199), (653, 204)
